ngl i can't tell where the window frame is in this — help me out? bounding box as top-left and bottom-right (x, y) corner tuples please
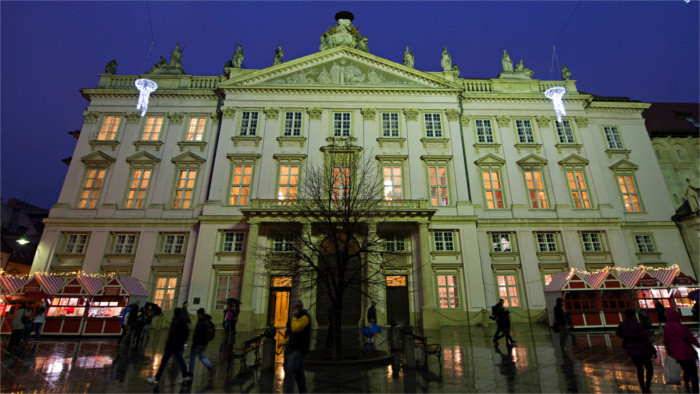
(481, 169), (505, 210)
(63, 233), (90, 254)
(602, 125), (625, 150)
(489, 232), (515, 253)
(221, 231), (245, 253)
(382, 233), (406, 252)
(331, 111), (352, 137)
(172, 168), (198, 209)
(96, 115), (122, 141)
(184, 116), (208, 142)
(432, 230), (456, 252)
(535, 232), (559, 253)
(616, 173), (644, 213)
(382, 164), (404, 201)
(565, 169), (592, 209)
(213, 274), (241, 310)
(495, 272), (522, 308)
(152, 276), (178, 311)
(634, 233), (657, 254)
(239, 110), (261, 137)
(426, 163), (451, 206)
(555, 119), (576, 144)
(474, 118), (496, 144)
(161, 233), (187, 255)
(111, 232), (139, 255)
(277, 164), (300, 202)
(523, 169), (549, 209)
(514, 119), (536, 144)
(282, 111), (304, 137)
(272, 232), (296, 253)
(423, 112), (443, 138)
(380, 112), (401, 138)
(229, 163), (254, 206)
(77, 167), (108, 209)
(580, 231), (605, 253)
(436, 273), (461, 310)
(124, 168), (153, 209)
(140, 115), (165, 141)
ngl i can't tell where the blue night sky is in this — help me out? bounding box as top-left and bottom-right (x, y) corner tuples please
(1, 1), (698, 209)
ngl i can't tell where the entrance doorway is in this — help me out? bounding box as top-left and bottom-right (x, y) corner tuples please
(386, 275), (410, 325)
(267, 276), (292, 327)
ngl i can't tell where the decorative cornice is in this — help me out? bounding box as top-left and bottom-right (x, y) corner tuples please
(574, 116), (589, 127)
(210, 111), (220, 121)
(125, 112), (141, 124)
(535, 116), (551, 128)
(307, 107), (323, 120)
(445, 109), (461, 121)
(460, 115), (471, 127)
(221, 106), (237, 119)
(263, 107), (280, 119)
(361, 108), (377, 120)
(403, 108), (419, 121)
(496, 115), (511, 127)
(169, 112), (184, 125)
(83, 111), (99, 124)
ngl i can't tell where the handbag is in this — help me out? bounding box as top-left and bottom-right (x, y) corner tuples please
(663, 355), (681, 385)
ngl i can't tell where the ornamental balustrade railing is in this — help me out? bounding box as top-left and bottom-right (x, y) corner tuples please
(246, 199), (431, 211)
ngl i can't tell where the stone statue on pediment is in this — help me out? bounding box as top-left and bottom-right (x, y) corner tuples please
(403, 46), (414, 68)
(318, 11), (370, 52)
(501, 50), (513, 72)
(452, 64), (460, 78)
(515, 60), (534, 78)
(104, 59), (117, 74)
(441, 47), (452, 72)
(561, 66), (572, 80)
(232, 45), (244, 68)
(273, 46), (284, 66)
(169, 43), (184, 70)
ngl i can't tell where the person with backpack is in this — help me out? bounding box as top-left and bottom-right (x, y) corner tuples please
(148, 307), (190, 384)
(616, 309), (657, 393)
(183, 308), (215, 382)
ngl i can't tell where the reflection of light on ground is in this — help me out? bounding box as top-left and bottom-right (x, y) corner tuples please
(76, 355), (112, 369)
(45, 359), (64, 374)
(152, 354), (161, 371)
(443, 346), (464, 376)
(512, 346), (528, 368)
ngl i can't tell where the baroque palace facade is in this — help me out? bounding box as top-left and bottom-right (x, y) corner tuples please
(31, 14), (694, 330)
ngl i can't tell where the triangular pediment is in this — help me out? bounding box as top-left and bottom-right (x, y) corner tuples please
(81, 151), (115, 167)
(608, 159), (638, 171)
(474, 153), (506, 166)
(171, 152), (205, 164)
(219, 46), (460, 90)
(516, 154), (548, 167)
(558, 154), (589, 166)
(126, 151), (160, 164)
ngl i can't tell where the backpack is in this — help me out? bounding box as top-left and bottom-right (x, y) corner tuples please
(205, 318), (215, 342)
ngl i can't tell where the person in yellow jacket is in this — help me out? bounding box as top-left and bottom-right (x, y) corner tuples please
(283, 299), (311, 393)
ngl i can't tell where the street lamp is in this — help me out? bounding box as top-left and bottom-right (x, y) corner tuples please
(16, 236), (29, 245)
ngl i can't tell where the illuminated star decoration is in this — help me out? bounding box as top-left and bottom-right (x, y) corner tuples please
(135, 79), (158, 117)
(544, 86), (567, 123)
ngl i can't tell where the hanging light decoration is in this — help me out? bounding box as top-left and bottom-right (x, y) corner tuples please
(544, 86), (567, 123)
(135, 79), (158, 117)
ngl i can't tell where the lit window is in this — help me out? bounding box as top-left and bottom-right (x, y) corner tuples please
(383, 166), (403, 201)
(186, 117), (206, 141)
(222, 232), (245, 252)
(525, 171), (548, 209)
(78, 168), (106, 208)
(433, 231), (455, 251)
(141, 116), (163, 141)
(428, 166), (449, 206)
(603, 126), (624, 150)
(482, 171), (504, 209)
(240, 111), (259, 136)
(515, 119), (535, 143)
(332, 166), (351, 202)
(543, 274), (554, 287)
(333, 112), (351, 137)
(153, 277), (177, 310)
(424, 113), (442, 138)
(475, 119), (494, 143)
(555, 120), (575, 144)
(617, 175), (642, 212)
(230, 165), (252, 205)
(383, 233), (405, 252)
(173, 169), (197, 209)
(215, 276), (241, 309)
(566, 171), (591, 209)
(113, 234), (137, 254)
(125, 169), (151, 209)
(536, 233), (558, 252)
(437, 275), (460, 309)
(64, 233), (88, 254)
(491, 233), (512, 252)
(278, 165), (299, 201)
(581, 232), (603, 252)
(382, 112), (400, 137)
(283, 112), (302, 136)
(497, 274), (520, 307)
(97, 116), (120, 140)
(273, 233), (295, 252)
(386, 275), (407, 287)
(635, 234), (656, 253)
(162, 234), (186, 254)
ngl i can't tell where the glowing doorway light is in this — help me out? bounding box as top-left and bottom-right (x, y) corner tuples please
(135, 79), (158, 117)
(544, 86), (567, 123)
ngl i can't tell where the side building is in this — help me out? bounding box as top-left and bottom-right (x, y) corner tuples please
(31, 14), (694, 330)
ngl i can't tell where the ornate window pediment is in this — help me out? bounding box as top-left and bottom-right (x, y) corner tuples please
(80, 151), (115, 168)
(558, 154), (589, 167)
(516, 154), (547, 167)
(474, 153), (506, 167)
(171, 151), (206, 166)
(608, 159), (638, 172)
(126, 152), (160, 167)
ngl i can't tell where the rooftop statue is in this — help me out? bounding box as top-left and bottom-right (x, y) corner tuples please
(273, 46), (284, 66)
(147, 43), (186, 75)
(515, 60), (534, 78)
(451, 64), (460, 78)
(561, 65), (572, 80)
(319, 11), (370, 52)
(104, 59), (117, 75)
(232, 45), (244, 68)
(501, 50), (513, 72)
(403, 46), (414, 68)
(170, 43), (184, 70)
(441, 47), (452, 72)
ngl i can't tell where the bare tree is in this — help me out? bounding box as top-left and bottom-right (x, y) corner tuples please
(259, 145), (401, 358)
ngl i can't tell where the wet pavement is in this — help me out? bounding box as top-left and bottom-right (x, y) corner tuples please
(1, 323), (699, 393)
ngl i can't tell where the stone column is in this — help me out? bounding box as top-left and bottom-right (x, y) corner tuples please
(239, 221), (260, 331)
(367, 223), (386, 326)
(418, 222), (438, 328)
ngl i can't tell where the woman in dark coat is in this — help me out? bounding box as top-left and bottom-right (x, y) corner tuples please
(664, 308), (699, 393)
(616, 309), (656, 393)
(148, 308), (190, 384)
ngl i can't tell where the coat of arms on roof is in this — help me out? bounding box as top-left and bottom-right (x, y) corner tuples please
(320, 11), (369, 53)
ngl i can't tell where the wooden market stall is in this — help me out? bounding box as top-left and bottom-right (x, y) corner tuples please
(0, 276), (29, 334)
(560, 271), (604, 328)
(544, 272), (569, 324)
(667, 271), (699, 321)
(592, 270), (635, 327)
(82, 276), (147, 336)
(41, 275), (107, 336)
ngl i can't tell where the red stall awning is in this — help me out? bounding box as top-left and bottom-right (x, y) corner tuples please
(619, 269), (645, 288)
(118, 277), (148, 297)
(544, 272), (569, 292)
(77, 276), (105, 295)
(0, 276), (28, 296)
(584, 271), (608, 289)
(650, 267), (680, 288)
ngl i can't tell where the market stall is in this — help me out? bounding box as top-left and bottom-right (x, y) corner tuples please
(591, 270), (635, 327)
(40, 276), (105, 336)
(544, 272), (569, 324)
(82, 276), (147, 336)
(667, 271), (699, 321)
(0, 276), (28, 334)
(559, 271), (604, 328)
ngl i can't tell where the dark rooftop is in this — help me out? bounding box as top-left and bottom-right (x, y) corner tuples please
(643, 102), (700, 137)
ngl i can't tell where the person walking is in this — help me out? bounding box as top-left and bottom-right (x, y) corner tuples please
(554, 298), (570, 349)
(491, 299), (505, 344)
(367, 301), (377, 326)
(30, 306), (45, 341)
(498, 308), (516, 347)
(283, 299), (311, 393)
(616, 309), (657, 393)
(184, 308), (214, 382)
(664, 308), (699, 393)
(148, 307), (190, 384)
(8, 304), (30, 350)
(654, 300), (667, 329)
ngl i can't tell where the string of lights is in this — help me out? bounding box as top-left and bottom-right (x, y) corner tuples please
(0, 270), (117, 280)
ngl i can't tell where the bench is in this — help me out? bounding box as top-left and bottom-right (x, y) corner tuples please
(230, 333), (265, 368)
(411, 332), (442, 368)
